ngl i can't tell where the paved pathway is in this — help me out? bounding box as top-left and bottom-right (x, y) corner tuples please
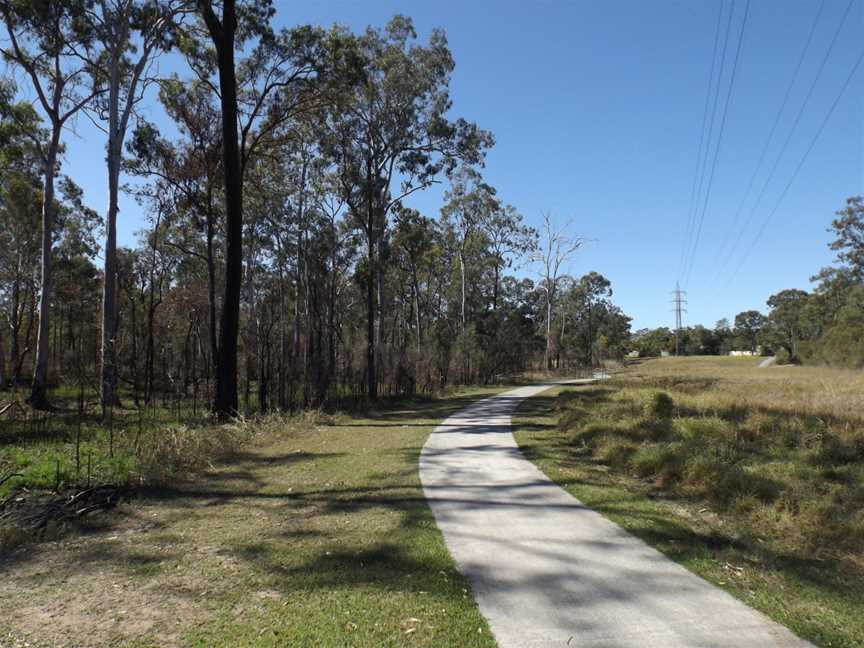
(419, 383), (811, 648)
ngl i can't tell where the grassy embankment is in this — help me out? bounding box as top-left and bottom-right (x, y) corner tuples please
(1, 387), (504, 648)
(514, 356), (864, 648)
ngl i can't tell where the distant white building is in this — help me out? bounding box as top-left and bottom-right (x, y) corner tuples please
(729, 348), (762, 357)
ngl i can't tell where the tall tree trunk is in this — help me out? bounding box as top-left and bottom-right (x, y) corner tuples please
(144, 213), (162, 403)
(366, 235), (377, 400)
(206, 214), (218, 380)
(545, 291), (554, 371)
(364, 161), (377, 401)
(130, 293), (139, 406)
(411, 266), (422, 354)
(9, 264), (21, 384)
(459, 249), (467, 333)
(277, 259), (287, 409)
(100, 133), (121, 410)
(492, 262), (500, 312)
(327, 235), (338, 397)
(200, 0), (242, 419)
(375, 235), (384, 394)
(28, 132), (60, 409)
(0, 322), (5, 388)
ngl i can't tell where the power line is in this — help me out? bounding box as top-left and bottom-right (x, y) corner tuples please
(678, 1), (727, 280)
(680, 1), (736, 285)
(709, 0), (827, 281)
(682, 0), (751, 290)
(725, 44), (864, 286)
(713, 0), (857, 283)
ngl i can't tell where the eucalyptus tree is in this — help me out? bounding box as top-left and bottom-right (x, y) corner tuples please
(0, 81), (44, 386)
(572, 271), (612, 366)
(440, 168), (498, 334)
(733, 310), (766, 353)
(392, 206), (438, 356)
(185, 1), (340, 416)
(764, 289), (809, 359)
(127, 79), (224, 379)
(85, 0), (184, 410)
(0, 0), (101, 407)
(323, 15), (492, 400)
(533, 213), (587, 370)
(483, 203), (536, 312)
(186, 0), (247, 417)
(827, 196), (864, 281)
(47, 176), (102, 387)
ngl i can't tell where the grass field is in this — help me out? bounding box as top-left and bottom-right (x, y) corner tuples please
(1, 388), (503, 648)
(513, 356), (864, 648)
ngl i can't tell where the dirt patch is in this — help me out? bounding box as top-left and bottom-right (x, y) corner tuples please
(1, 499), (207, 648)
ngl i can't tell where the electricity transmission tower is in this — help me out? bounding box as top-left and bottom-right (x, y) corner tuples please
(671, 283), (687, 356)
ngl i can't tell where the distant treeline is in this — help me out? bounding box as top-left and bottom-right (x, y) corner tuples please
(632, 196), (864, 368)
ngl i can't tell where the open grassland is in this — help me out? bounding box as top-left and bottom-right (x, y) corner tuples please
(514, 357), (864, 648)
(1, 388), (501, 648)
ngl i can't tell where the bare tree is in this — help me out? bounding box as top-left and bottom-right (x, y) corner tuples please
(533, 213), (587, 370)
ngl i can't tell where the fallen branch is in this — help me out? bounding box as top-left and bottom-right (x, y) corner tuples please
(0, 402), (24, 417)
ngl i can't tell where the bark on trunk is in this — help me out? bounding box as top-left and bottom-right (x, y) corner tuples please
(459, 249), (467, 333)
(364, 158), (378, 401)
(100, 135), (121, 410)
(9, 265), (21, 384)
(545, 292), (554, 371)
(28, 134), (59, 409)
(0, 323), (5, 388)
(201, 0), (243, 419)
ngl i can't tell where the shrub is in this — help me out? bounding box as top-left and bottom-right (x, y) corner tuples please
(639, 417), (673, 442)
(774, 348), (793, 365)
(569, 420), (615, 447)
(738, 412), (774, 442)
(683, 458), (776, 507)
(596, 438), (637, 468)
(136, 419), (255, 485)
(559, 406), (589, 431)
(674, 416), (733, 442)
(630, 443), (686, 485)
(645, 391), (674, 420)
(804, 431), (859, 466)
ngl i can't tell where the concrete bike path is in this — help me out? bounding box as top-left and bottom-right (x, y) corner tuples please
(419, 383), (810, 648)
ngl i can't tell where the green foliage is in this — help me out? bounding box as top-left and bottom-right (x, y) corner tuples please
(733, 310), (766, 353)
(774, 347), (792, 365)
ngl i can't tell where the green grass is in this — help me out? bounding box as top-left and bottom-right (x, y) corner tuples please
(0, 387), (502, 648)
(513, 358), (864, 648)
(0, 383), (223, 499)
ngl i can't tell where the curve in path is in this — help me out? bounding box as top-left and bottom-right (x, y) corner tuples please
(419, 383), (811, 648)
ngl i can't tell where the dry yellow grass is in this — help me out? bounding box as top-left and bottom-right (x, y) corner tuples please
(625, 356), (864, 430)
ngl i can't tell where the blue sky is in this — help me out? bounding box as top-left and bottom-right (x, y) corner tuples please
(27, 0), (864, 329)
